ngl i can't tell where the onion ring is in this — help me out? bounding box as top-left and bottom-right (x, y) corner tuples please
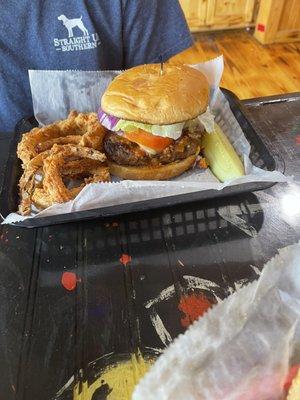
(18, 153), (103, 214)
(43, 144), (108, 203)
(35, 135), (82, 153)
(31, 187), (83, 210)
(17, 111), (107, 166)
(18, 151), (51, 215)
(17, 113), (110, 215)
(61, 159), (105, 179)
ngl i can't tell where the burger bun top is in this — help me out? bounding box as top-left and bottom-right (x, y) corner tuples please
(101, 64), (209, 125)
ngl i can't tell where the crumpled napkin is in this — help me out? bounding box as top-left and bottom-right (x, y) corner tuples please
(133, 242), (300, 400)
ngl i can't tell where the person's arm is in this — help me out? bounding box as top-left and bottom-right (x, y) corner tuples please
(122, 0), (193, 68)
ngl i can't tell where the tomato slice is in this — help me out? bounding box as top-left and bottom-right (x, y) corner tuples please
(124, 129), (174, 152)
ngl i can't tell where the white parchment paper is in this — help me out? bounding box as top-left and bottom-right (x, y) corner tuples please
(133, 241), (300, 400)
(2, 56), (291, 224)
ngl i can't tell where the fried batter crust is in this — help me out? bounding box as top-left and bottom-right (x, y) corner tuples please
(17, 111), (107, 166)
(18, 143), (109, 215)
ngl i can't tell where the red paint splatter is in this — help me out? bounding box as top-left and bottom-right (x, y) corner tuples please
(178, 293), (214, 328)
(61, 272), (79, 291)
(284, 364), (300, 392)
(296, 134), (300, 145)
(257, 23), (265, 32)
(120, 254), (132, 266)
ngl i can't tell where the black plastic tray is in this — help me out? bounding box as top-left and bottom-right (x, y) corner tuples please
(0, 89), (284, 228)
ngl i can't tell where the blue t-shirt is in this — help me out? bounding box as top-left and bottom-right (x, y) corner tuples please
(0, 0), (193, 132)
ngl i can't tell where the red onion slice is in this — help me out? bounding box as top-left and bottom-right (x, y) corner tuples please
(98, 108), (119, 130)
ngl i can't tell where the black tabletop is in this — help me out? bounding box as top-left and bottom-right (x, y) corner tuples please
(0, 93), (299, 400)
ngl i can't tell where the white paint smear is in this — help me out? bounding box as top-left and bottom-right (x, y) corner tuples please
(145, 285), (175, 309)
(234, 278), (249, 292)
(55, 375), (74, 397)
(183, 275), (221, 291)
(250, 264), (262, 276)
(149, 310), (172, 346)
(217, 205), (258, 237)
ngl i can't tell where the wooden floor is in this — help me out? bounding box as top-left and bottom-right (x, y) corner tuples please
(169, 30), (300, 99)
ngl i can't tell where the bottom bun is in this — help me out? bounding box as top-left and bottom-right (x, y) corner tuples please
(108, 154), (198, 180)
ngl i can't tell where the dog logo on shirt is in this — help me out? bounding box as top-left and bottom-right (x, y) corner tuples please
(58, 15), (89, 38)
(54, 14), (100, 52)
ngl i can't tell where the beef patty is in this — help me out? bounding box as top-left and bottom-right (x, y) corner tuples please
(103, 130), (201, 166)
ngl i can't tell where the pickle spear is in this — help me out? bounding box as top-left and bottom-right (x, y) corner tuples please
(202, 123), (245, 182)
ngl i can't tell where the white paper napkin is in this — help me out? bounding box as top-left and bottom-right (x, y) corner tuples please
(133, 242), (300, 400)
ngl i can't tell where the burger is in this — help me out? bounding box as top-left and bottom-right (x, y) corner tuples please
(98, 64), (210, 180)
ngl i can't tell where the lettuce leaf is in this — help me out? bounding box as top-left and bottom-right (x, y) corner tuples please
(114, 119), (185, 140)
(113, 107), (215, 138)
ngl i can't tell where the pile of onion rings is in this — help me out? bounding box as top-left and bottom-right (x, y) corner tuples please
(17, 111), (110, 215)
